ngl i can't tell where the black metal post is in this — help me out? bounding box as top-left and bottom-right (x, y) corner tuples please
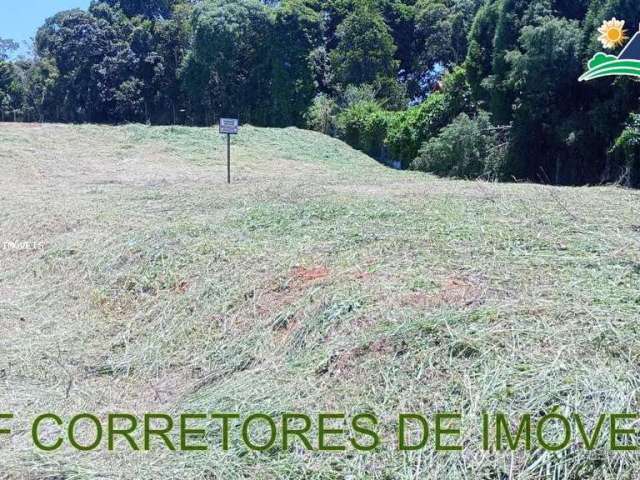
(227, 133), (231, 184)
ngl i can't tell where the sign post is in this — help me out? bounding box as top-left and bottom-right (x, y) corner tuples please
(219, 118), (239, 183)
(227, 133), (231, 184)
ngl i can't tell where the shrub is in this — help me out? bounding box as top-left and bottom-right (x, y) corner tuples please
(337, 100), (391, 158)
(305, 87), (392, 159)
(339, 84), (377, 107)
(305, 93), (339, 135)
(610, 114), (640, 188)
(385, 67), (472, 168)
(385, 93), (449, 168)
(307, 67), (473, 168)
(411, 111), (506, 179)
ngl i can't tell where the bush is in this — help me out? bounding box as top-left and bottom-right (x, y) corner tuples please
(385, 93), (449, 168)
(610, 114), (640, 188)
(385, 67), (472, 168)
(305, 93), (339, 135)
(337, 100), (391, 158)
(411, 111), (506, 179)
(339, 84), (377, 107)
(305, 86), (392, 158)
(307, 68), (472, 168)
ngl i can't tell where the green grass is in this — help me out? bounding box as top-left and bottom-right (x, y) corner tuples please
(0, 122), (639, 479)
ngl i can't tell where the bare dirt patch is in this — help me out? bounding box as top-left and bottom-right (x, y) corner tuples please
(291, 265), (330, 283)
(401, 275), (485, 309)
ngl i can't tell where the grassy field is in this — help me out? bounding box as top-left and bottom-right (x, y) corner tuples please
(1, 122), (640, 479)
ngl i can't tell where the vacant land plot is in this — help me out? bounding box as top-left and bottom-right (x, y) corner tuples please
(1, 123), (639, 479)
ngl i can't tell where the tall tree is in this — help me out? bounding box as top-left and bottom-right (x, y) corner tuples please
(184, 0), (273, 125)
(270, 0), (323, 126)
(506, 17), (583, 181)
(0, 37), (19, 61)
(330, 5), (399, 88)
(465, 1), (499, 103)
(102, 0), (172, 19)
(35, 9), (116, 121)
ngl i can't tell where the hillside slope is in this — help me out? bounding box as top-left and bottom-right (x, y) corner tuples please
(1, 123), (640, 479)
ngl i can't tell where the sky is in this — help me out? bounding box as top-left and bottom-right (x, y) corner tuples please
(1, 0), (91, 57)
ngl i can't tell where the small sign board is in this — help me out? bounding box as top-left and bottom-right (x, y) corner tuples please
(219, 118), (239, 134)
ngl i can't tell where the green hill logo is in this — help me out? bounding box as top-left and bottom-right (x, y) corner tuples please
(580, 19), (640, 81)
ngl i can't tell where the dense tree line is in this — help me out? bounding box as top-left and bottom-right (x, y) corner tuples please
(1, 0), (640, 186)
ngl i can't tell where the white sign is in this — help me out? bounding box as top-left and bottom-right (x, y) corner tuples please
(219, 118), (239, 134)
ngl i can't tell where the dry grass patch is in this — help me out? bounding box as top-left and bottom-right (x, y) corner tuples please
(1, 123), (639, 479)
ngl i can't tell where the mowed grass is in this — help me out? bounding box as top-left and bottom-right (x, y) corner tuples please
(0, 122), (639, 479)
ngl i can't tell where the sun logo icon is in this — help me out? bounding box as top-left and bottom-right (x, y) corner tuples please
(598, 18), (628, 49)
(579, 19), (640, 81)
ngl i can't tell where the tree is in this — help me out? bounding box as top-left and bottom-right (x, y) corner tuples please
(337, 99), (391, 157)
(185, 0), (273, 125)
(151, 1), (193, 123)
(0, 37), (20, 120)
(414, 1), (453, 71)
(488, 0), (543, 123)
(610, 113), (640, 187)
(330, 5), (399, 88)
(35, 9), (116, 121)
(0, 37), (19, 61)
(465, 1), (499, 103)
(505, 17), (583, 181)
(385, 66), (471, 166)
(270, 0), (323, 126)
(305, 93), (339, 134)
(412, 111), (505, 178)
(102, 0), (172, 19)
(408, 0), (482, 97)
(374, 0), (416, 74)
(21, 58), (60, 122)
(0, 63), (20, 121)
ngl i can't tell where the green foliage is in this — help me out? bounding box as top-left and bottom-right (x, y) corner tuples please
(103, 0), (172, 19)
(313, 66), (474, 167)
(414, 1), (452, 70)
(3, 0), (640, 188)
(413, 0), (481, 71)
(187, 0), (273, 125)
(505, 17), (583, 180)
(330, 5), (399, 88)
(374, 0), (415, 74)
(34, 9), (108, 122)
(385, 67), (471, 167)
(0, 37), (19, 61)
(462, 0), (640, 185)
(610, 113), (640, 187)
(488, 0), (547, 123)
(0, 60), (23, 121)
(30, 2), (194, 123)
(337, 100), (391, 157)
(21, 58), (60, 122)
(305, 93), (339, 135)
(321, 70), (471, 164)
(465, 1), (499, 103)
(270, 0), (323, 126)
(340, 83), (378, 106)
(306, 82), (396, 140)
(385, 94), (448, 167)
(412, 111), (506, 178)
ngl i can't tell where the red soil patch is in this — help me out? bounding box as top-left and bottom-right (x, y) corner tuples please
(401, 275), (484, 308)
(291, 265), (330, 282)
(255, 266), (331, 321)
